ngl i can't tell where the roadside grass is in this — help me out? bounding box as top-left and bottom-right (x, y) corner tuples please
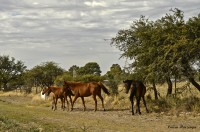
(0, 95), (148, 132)
(0, 82), (200, 132)
(0, 98), (81, 132)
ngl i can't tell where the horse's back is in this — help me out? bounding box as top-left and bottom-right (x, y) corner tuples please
(138, 81), (146, 96)
(49, 86), (65, 97)
(68, 82), (92, 97)
(133, 80), (146, 97)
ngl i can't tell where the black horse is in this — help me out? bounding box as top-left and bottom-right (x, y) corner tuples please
(123, 80), (149, 115)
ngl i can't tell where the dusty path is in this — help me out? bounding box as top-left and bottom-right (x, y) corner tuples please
(0, 95), (200, 132)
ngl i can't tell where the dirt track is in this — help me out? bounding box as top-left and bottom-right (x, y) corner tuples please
(0, 95), (200, 132)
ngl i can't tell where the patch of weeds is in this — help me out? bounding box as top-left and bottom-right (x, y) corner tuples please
(0, 116), (41, 132)
(182, 96), (200, 112)
(0, 116), (19, 130)
(79, 123), (92, 132)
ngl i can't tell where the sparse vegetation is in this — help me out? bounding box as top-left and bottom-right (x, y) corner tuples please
(0, 82), (200, 131)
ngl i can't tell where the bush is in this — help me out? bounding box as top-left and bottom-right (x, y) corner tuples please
(106, 80), (119, 96)
(182, 96), (200, 112)
(147, 95), (200, 113)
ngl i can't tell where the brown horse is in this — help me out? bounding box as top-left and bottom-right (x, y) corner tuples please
(123, 80), (149, 115)
(42, 86), (73, 111)
(63, 81), (110, 111)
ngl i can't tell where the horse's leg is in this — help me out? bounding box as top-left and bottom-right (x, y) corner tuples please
(136, 96), (141, 115)
(65, 96), (70, 111)
(130, 96), (134, 115)
(81, 97), (86, 111)
(69, 96), (73, 111)
(60, 97), (64, 111)
(52, 97), (55, 110)
(71, 95), (78, 111)
(63, 96), (66, 109)
(142, 96), (149, 113)
(54, 97), (58, 111)
(98, 94), (105, 111)
(92, 95), (97, 111)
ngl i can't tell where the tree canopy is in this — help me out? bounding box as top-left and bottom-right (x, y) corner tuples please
(25, 61), (64, 87)
(111, 8), (200, 92)
(77, 62), (101, 76)
(0, 55), (26, 90)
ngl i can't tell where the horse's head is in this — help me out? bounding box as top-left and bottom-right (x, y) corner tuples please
(42, 86), (51, 95)
(123, 80), (132, 94)
(63, 81), (70, 89)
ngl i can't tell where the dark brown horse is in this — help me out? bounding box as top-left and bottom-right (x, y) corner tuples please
(123, 80), (149, 115)
(42, 86), (73, 111)
(63, 81), (110, 111)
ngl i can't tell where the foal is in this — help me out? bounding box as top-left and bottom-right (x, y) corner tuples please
(42, 86), (73, 111)
(123, 80), (149, 115)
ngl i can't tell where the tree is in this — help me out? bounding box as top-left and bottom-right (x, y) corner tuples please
(105, 64), (123, 80)
(25, 61), (64, 89)
(77, 62), (101, 76)
(105, 64), (123, 95)
(68, 65), (79, 78)
(111, 8), (200, 94)
(0, 55), (26, 91)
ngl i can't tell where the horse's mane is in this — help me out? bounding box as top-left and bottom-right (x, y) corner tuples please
(48, 86), (63, 93)
(64, 81), (85, 89)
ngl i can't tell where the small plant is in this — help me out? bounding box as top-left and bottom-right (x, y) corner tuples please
(183, 96), (200, 112)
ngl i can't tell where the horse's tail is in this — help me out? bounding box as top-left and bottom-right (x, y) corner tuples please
(140, 81), (146, 95)
(98, 82), (110, 95)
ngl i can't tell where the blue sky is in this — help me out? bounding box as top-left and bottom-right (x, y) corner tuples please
(0, 0), (199, 74)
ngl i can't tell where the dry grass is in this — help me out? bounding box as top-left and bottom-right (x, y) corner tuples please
(0, 83), (200, 132)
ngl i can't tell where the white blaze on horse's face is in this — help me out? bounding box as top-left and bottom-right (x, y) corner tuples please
(42, 88), (46, 95)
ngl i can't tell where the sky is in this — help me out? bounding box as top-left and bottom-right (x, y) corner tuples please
(0, 0), (199, 74)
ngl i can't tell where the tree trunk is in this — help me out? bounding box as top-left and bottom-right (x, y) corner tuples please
(188, 77), (200, 92)
(152, 81), (158, 100)
(166, 77), (172, 96)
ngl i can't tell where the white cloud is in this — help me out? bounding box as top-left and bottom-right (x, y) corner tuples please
(84, 1), (107, 7)
(0, 0), (200, 74)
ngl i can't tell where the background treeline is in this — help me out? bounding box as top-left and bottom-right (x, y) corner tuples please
(0, 8), (200, 97)
(0, 55), (125, 95)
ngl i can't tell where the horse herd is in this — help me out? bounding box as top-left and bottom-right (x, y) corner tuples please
(42, 80), (149, 115)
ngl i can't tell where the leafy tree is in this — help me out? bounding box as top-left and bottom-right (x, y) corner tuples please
(105, 64), (123, 80)
(54, 72), (73, 86)
(78, 74), (103, 82)
(68, 65), (79, 77)
(25, 61), (64, 88)
(77, 62), (101, 76)
(111, 8), (200, 94)
(0, 55), (26, 91)
(105, 64), (124, 95)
